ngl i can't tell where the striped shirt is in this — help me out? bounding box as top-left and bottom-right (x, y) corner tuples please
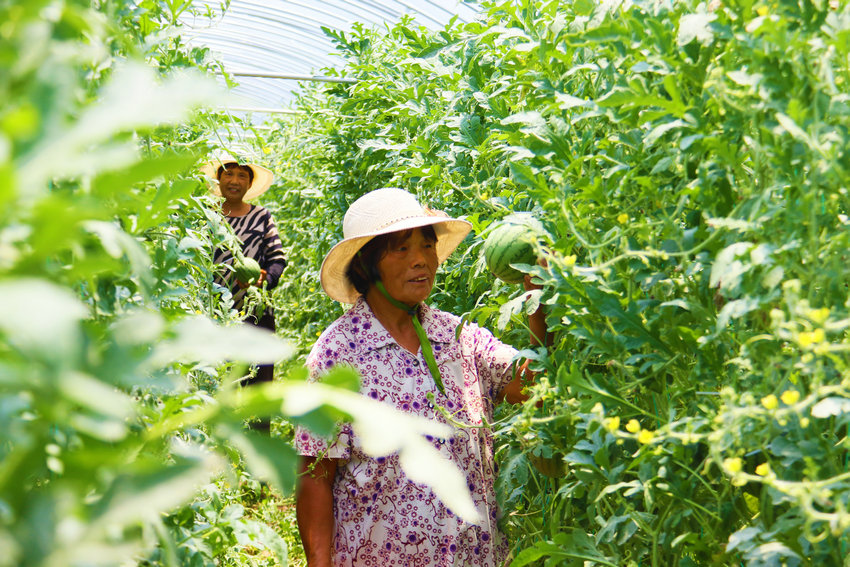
(213, 204), (287, 312)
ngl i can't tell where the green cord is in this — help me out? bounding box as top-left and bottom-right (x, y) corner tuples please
(374, 280), (445, 396)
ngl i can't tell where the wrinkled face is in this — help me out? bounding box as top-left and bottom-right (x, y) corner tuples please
(375, 227), (439, 307)
(218, 164), (253, 202)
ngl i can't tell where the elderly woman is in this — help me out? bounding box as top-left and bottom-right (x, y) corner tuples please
(201, 155), (287, 385)
(295, 188), (546, 566)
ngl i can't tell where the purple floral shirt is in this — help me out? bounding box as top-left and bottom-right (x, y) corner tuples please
(295, 297), (517, 566)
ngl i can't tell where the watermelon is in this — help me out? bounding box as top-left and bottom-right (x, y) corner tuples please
(482, 214), (544, 283)
(233, 251), (262, 284)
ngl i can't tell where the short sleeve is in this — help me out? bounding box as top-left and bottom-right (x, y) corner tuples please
(468, 324), (518, 399)
(293, 344), (353, 459)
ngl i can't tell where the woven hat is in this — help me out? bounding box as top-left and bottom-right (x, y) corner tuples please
(320, 188), (472, 304)
(200, 154), (274, 200)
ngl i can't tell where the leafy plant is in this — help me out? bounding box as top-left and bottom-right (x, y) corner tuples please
(1, 2), (481, 567)
(263, 0), (850, 564)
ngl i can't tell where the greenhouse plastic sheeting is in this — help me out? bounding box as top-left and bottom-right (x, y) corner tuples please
(182, 0), (480, 113)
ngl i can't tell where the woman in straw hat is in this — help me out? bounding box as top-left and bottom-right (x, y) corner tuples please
(201, 155), (287, 386)
(295, 188), (546, 567)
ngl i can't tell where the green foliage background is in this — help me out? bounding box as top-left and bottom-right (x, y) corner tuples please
(264, 0), (850, 565)
(5, 0), (850, 566)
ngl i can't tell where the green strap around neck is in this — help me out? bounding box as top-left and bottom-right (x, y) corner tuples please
(374, 280), (445, 396)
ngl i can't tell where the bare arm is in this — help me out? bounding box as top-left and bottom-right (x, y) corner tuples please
(499, 273), (549, 404)
(296, 456), (338, 567)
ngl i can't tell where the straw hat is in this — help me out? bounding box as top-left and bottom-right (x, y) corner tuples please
(200, 154), (274, 200)
(320, 188), (472, 304)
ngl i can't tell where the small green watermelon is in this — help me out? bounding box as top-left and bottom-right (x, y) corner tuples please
(233, 252), (262, 284)
(482, 213), (544, 284)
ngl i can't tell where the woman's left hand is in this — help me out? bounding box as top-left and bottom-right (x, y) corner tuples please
(237, 269), (267, 289)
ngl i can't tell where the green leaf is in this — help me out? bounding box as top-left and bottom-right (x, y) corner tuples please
(317, 365), (361, 391)
(149, 316), (295, 367)
(236, 519), (289, 564)
(221, 427), (299, 495)
(501, 111), (546, 128)
(710, 241), (754, 292)
(811, 397), (850, 418)
(586, 287), (672, 355)
(510, 161), (548, 192)
(775, 112), (814, 148)
(92, 152), (198, 198)
(716, 298), (760, 329)
(511, 530), (618, 566)
(19, 62), (221, 196)
(0, 279), (88, 361)
(555, 92), (592, 110)
(58, 371), (134, 440)
(677, 13), (717, 46)
(91, 452), (222, 533)
(645, 119), (687, 147)
(83, 220), (155, 292)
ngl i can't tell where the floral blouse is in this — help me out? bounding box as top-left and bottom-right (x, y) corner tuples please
(296, 297), (517, 566)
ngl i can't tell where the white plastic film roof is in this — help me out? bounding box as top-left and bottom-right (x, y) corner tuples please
(182, 0), (481, 115)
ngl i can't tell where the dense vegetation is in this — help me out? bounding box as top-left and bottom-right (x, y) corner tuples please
(268, 0), (850, 565)
(1, 2), (469, 567)
(4, 0), (850, 566)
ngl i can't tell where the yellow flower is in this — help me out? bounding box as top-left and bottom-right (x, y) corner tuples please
(564, 254), (577, 267)
(262, 146), (271, 154)
(761, 394), (778, 410)
(617, 213), (629, 224)
(756, 5), (769, 16)
(780, 390), (800, 405)
(604, 417), (620, 432)
(798, 328), (825, 347)
(800, 417), (810, 428)
(637, 429), (654, 444)
(809, 307), (830, 324)
(755, 462), (770, 476)
(725, 457), (743, 473)
(625, 419), (641, 433)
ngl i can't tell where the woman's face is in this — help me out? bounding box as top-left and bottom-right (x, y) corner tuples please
(375, 227), (439, 307)
(218, 165), (252, 202)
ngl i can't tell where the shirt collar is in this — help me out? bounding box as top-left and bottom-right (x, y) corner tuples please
(351, 297), (453, 354)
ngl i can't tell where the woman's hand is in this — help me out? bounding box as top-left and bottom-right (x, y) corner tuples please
(237, 269), (267, 289)
(499, 258), (549, 404)
(524, 256), (548, 348)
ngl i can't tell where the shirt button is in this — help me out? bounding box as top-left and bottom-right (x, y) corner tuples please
(412, 359), (420, 365)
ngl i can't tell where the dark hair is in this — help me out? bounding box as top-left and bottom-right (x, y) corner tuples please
(346, 225), (438, 296)
(217, 162), (254, 183)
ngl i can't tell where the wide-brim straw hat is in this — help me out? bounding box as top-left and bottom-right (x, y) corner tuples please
(321, 188), (472, 304)
(200, 154), (274, 200)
